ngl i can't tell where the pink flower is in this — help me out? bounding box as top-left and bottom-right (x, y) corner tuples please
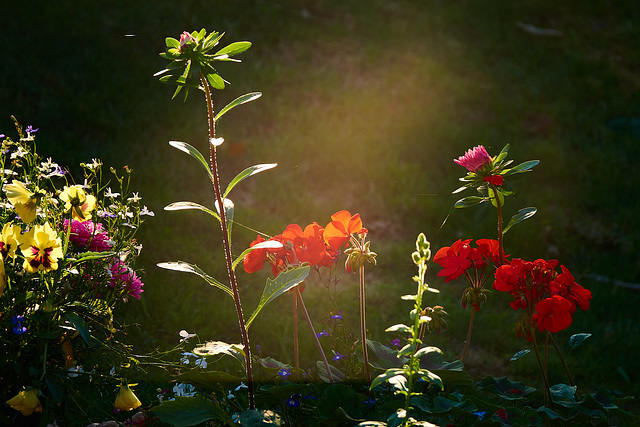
(64, 219), (113, 252)
(179, 31), (194, 49)
(454, 145), (492, 172)
(109, 260), (144, 300)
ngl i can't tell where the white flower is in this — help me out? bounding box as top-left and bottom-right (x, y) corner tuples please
(195, 358), (207, 369)
(173, 383), (196, 397)
(86, 158), (102, 170)
(1, 169), (17, 177)
(140, 206), (155, 216)
(68, 366), (84, 378)
(127, 192), (141, 203)
(234, 382), (248, 391)
(105, 187), (120, 198)
(10, 146), (28, 159)
(179, 330), (196, 342)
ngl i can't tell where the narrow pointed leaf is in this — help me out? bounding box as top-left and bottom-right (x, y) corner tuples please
(503, 207), (537, 235)
(214, 92), (262, 122)
(165, 37), (180, 48)
(454, 196), (486, 209)
(157, 261), (233, 298)
(246, 266), (310, 329)
(385, 324), (412, 334)
(206, 73), (225, 90)
(494, 144), (510, 163)
(215, 198), (234, 240)
(510, 348), (532, 362)
(164, 201), (220, 221)
(64, 312), (96, 346)
(568, 333), (592, 350)
(232, 240), (284, 271)
(504, 160), (540, 176)
(223, 163), (277, 198)
(169, 141), (213, 181)
(213, 41), (252, 57)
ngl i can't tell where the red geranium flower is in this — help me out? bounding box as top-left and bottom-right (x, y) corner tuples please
(282, 223), (328, 267)
(433, 239), (473, 282)
(323, 210), (363, 253)
(532, 295), (573, 333)
(482, 175), (504, 186)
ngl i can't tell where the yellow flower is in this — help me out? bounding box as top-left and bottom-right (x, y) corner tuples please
(1, 222), (21, 259)
(114, 384), (142, 411)
(2, 180), (38, 223)
(6, 389), (42, 416)
(59, 185), (96, 222)
(18, 223), (63, 273)
(0, 254), (5, 298)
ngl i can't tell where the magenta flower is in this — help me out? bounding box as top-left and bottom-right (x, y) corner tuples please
(109, 260), (144, 300)
(179, 31), (194, 49)
(454, 145), (492, 172)
(64, 219), (113, 252)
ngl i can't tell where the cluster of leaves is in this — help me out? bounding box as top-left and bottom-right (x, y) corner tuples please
(0, 118), (152, 424)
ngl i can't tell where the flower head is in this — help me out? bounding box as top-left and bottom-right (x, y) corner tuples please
(19, 223), (63, 273)
(64, 219), (113, 252)
(179, 31), (195, 49)
(323, 210), (363, 253)
(0, 222), (20, 259)
(532, 295), (573, 333)
(6, 389), (42, 416)
(114, 384), (142, 411)
(454, 145), (492, 172)
(433, 239), (474, 282)
(109, 260), (144, 300)
(3, 180), (38, 223)
(60, 185), (96, 222)
(278, 368), (292, 380)
(12, 315), (27, 335)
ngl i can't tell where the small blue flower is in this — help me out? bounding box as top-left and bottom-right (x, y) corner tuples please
(287, 393), (301, 408)
(332, 350), (345, 361)
(11, 315), (27, 335)
(474, 411), (486, 420)
(330, 310), (343, 321)
(278, 368), (292, 380)
(316, 329), (329, 338)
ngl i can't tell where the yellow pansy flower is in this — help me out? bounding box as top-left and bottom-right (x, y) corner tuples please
(114, 384), (142, 411)
(2, 180), (38, 223)
(1, 222), (21, 259)
(0, 254), (5, 298)
(6, 389), (42, 416)
(59, 185), (96, 222)
(18, 223), (63, 273)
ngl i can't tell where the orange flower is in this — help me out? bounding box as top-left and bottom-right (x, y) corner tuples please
(323, 210), (363, 253)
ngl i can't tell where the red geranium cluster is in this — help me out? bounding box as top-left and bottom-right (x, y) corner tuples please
(433, 238), (504, 311)
(243, 210), (364, 277)
(493, 258), (592, 337)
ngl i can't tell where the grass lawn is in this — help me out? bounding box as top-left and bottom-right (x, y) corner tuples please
(3, 0), (640, 411)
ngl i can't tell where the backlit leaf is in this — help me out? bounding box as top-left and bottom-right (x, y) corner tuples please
(156, 261), (233, 298)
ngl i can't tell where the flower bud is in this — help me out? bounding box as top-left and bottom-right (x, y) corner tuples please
(114, 384), (142, 411)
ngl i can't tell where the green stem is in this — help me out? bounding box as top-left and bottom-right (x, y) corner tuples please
(292, 291), (300, 381)
(492, 184), (505, 265)
(460, 308), (476, 362)
(531, 327), (552, 407)
(296, 288), (333, 383)
(200, 71), (254, 408)
(359, 264), (371, 385)
(549, 333), (575, 387)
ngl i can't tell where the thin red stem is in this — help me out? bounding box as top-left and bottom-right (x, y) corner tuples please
(492, 184), (505, 265)
(201, 72), (254, 408)
(460, 308), (476, 362)
(360, 264), (371, 385)
(293, 292), (300, 381)
(296, 288), (333, 383)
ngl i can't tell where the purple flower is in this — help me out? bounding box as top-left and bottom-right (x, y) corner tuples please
(330, 310), (343, 321)
(316, 329), (329, 338)
(287, 394), (301, 408)
(109, 260), (144, 300)
(277, 368), (292, 380)
(391, 338), (401, 348)
(25, 126), (39, 134)
(332, 351), (345, 361)
(64, 219), (113, 252)
(12, 315), (27, 335)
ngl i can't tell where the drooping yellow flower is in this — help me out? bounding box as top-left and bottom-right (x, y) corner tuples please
(18, 223), (63, 273)
(114, 384), (142, 411)
(2, 180), (38, 223)
(59, 185), (96, 222)
(1, 222), (21, 259)
(6, 389), (42, 416)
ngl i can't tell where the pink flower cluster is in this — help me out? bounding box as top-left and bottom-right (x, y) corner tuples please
(64, 219), (113, 252)
(454, 145), (492, 172)
(109, 260), (144, 300)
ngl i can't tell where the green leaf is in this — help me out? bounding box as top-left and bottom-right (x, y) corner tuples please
(494, 144), (510, 163)
(152, 395), (232, 426)
(239, 409), (283, 426)
(364, 339), (407, 370)
(201, 31), (222, 51)
(317, 361), (346, 383)
(64, 312), (95, 345)
(215, 198), (234, 241)
(178, 370), (244, 387)
(165, 37), (180, 48)
(504, 159), (540, 176)
(206, 72), (225, 90)
(169, 141), (213, 182)
(550, 383), (577, 403)
(223, 163), (277, 198)
(164, 201), (220, 221)
(192, 341), (246, 369)
(246, 266), (310, 328)
(477, 376), (536, 400)
(510, 348), (532, 362)
(454, 196), (486, 208)
(385, 324), (412, 334)
(414, 346), (443, 359)
(44, 374), (64, 403)
(503, 207), (537, 235)
(70, 251), (116, 262)
(232, 240), (284, 271)
(370, 369), (404, 390)
(418, 369), (444, 390)
(388, 374), (408, 392)
(213, 41), (252, 58)
(215, 92), (262, 122)
(157, 261), (233, 298)
(488, 186), (505, 208)
(568, 333), (592, 350)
